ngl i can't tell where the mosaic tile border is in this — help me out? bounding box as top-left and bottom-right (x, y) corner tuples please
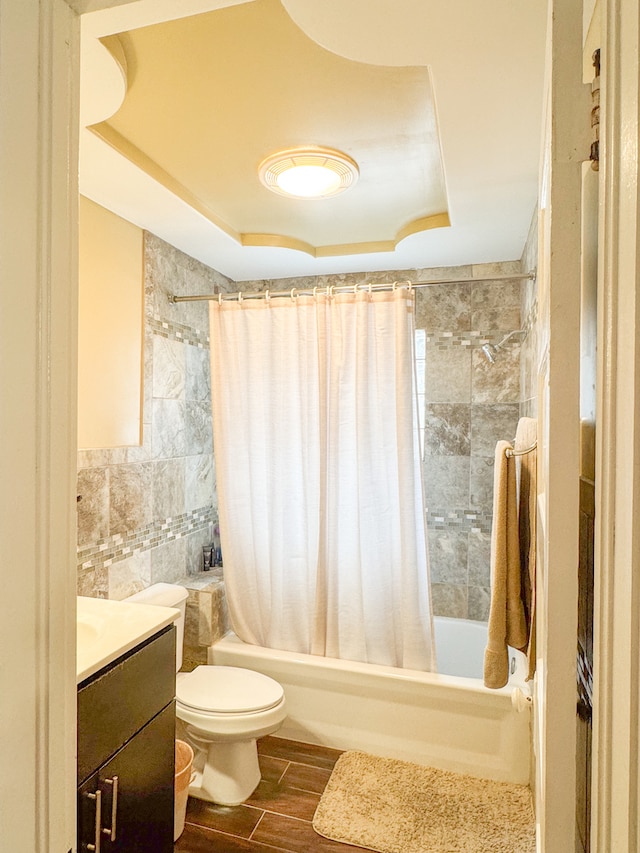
(147, 312), (533, 356)
(426, 508), (493, 535)
(76, 505), (215, 573)
(148, 316), (210, 349)
(425, 329), (520, 349)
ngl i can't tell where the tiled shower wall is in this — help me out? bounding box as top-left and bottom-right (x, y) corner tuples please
(77, 232), (528, 624)
(415, 262), (524, 621)
(240, 261), (524, 623)
(76, 233), (232, 598)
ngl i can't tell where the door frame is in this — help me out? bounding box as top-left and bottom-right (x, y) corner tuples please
(591, 0), (640, 849)
(534, 0), (589, 849)
(0, 1), (79, 850)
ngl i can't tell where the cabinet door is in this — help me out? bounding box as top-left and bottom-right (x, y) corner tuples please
(99, 704), (175, 853)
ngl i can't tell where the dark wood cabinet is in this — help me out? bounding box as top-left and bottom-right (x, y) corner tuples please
(78, 626), (176, 853)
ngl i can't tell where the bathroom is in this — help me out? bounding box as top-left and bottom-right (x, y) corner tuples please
(77, 210), (539, 850)
(73, 1), (564, 850)
(7, 0), (636, 848)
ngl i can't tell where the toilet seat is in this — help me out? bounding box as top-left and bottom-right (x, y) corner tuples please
(176, 665), (284, 715)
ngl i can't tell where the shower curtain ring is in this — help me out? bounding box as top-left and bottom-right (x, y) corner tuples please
(329, 285), (335, 298)
(238, 291), (243, 303)
(218, 292), (223, 305)
(265, 289), (270, 302)
(313, 286), (318, 299)
(290, 287), (298, 300)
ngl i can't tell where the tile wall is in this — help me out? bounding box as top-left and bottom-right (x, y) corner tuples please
(240, 261), (525, 623)
(414, 262), (524, 621)
(76, 233), (232, 598)
(77, 231), (534, 625)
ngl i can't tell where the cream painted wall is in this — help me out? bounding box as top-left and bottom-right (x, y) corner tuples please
(78, 194), (143, 447)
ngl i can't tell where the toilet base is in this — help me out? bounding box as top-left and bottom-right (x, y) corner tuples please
(187, 736), (262, 806)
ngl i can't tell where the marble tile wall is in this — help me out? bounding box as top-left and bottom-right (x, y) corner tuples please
(242, 260), (525, 623)
(76, 233), (233, 599)
(415, 261), (524, 622)
(76, 233), (533, 629)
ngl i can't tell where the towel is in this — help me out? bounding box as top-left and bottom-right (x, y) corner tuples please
(484, 441), (527, 689)
(514, 417), (537, 681)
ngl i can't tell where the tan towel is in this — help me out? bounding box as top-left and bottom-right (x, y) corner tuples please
(484, 441), (527, 688)
(514, 417), (537, 681)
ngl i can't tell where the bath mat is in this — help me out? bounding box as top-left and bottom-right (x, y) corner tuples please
(312, 750), (535, 853)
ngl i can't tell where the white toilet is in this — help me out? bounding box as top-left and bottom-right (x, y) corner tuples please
(126, 582), (287, 806)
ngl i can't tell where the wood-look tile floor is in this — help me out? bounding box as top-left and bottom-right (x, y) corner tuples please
(174, 736), (363, 852)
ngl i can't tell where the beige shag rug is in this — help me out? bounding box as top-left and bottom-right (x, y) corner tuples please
(312, 751), (535, 853)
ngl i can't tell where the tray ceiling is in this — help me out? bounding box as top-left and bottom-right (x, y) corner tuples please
(80, 0), (546, 280)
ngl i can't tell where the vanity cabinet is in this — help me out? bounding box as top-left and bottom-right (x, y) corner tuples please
(77, 626), (176, 853)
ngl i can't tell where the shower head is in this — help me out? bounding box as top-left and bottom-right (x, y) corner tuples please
(480, 330), (524, 364)
(481, 344), (496, 363)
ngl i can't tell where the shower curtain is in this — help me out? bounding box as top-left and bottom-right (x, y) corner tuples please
(209, 287), (435, 670)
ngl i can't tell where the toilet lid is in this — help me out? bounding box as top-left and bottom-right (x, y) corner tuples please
(176, 666), (284, 714)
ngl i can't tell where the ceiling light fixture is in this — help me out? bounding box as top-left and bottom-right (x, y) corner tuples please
(258, 146), (359, 199)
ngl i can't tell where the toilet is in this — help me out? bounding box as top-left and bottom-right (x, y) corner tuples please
(126, 583), (287, 805)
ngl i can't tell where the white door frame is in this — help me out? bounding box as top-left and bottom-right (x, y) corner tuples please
(534, 0), (590, 850)
(0, 1), (80, 850)
(591, 0), (640, 849)
(0, 2), (148, 850)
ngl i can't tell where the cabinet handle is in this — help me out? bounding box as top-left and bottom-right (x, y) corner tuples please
(86, 789), (102, 853)
(102, 775), (119, 842)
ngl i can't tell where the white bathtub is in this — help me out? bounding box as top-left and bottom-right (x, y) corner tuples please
(209, 617), (531, 784)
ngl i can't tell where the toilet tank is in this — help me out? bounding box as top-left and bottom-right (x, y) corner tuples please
(126, 583), (189, 672)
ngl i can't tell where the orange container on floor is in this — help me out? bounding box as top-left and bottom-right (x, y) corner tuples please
(174, 740), (194, 841)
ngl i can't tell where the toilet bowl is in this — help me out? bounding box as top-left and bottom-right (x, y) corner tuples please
(176, 664), (286, 804)
(126, 583), (287, 805)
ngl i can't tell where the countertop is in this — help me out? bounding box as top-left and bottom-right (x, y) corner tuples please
(77, 596), (180, 684)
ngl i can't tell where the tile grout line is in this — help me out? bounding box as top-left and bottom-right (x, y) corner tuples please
(183, 823), (298, 853)
(248, 809), (268, 841)
(276, 759), (291, 785)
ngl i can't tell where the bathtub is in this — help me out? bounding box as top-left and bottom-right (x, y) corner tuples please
(209, 617), (531, 784)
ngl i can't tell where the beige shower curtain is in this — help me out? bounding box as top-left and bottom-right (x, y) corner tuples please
(209, 288), (435, 670)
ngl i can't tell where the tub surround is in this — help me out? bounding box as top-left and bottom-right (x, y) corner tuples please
(182, 573), (229, 669)
(76, 225), (528, 626)
(416, 261), (524, 621)
(220, 260), (527, 623)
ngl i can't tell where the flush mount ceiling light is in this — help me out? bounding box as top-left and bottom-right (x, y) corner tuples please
(258, 146), (359, 199)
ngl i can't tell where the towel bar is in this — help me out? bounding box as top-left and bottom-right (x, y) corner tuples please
(506, 441), (537, 458)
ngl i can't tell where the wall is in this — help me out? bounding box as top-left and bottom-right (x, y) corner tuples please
(77, 232), (231, 598)
(416, 262), (524, 621)
(240, 261), (525, 623)
(77, 233), (525, 625)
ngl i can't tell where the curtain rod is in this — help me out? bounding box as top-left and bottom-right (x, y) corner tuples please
(169, 271), (536, 303)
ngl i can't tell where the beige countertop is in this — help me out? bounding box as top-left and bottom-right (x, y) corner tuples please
(77, 596), (179, 684)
